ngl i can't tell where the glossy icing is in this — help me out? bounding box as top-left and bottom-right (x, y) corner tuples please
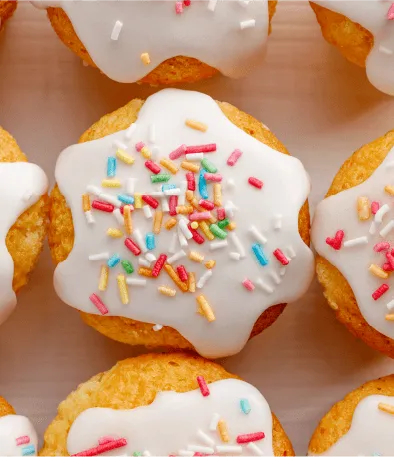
(312, 147), (394, 340)
(314, 0), (394, 95)
(34, 0), (270, 83)
(0, 415), (38, 456)
(0, 163), (48, 326)
(54, 88), (314, 358)
(310, 395), (394, 456)
(67, 378), (273, 456)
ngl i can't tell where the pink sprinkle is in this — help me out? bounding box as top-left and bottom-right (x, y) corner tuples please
(186, 172), (196, 191)
(152, 254), (167, 277)
(145, 160), (161, 174)
(190, 211), (211, 221)
(242, 279), (255, 291)
(374, 241), (390, 252)
(325, 230), (344, 250)
(89, 294), (109, 315)
(248, 177), (263, 189)
(387, 251), (394, 270)
(204, 173), (222, 183)
(16, 436), (30, 446)
(184, 0), (191, 5)
(197, 376), (210, 397)
(217, 207), (226, 221)
(135, 141), (145, 152)
(199, 199), (215, 210)
(169, 144), (187, 160)
(388, 2), (394, 19)
(383, 263), (393, 272)
(98, 437), (114, 446)
(92, 200), (115, 213)
(169, 195), (178, 216)
(125, 237), (142, 256)
(175, 0), (183, 13)
(372, 284), (389, 300)
(273, 249), (289, 266)
(72, 438), (128, 457)
(236, 432), (265, 444)
(177, 265), (188, 282)
(227, 149), (243, 166)
(371, 201), (380, 215)
(188, 224), (205, 245)
(185, 144), (216, 154)
(142, 195), (159, 209)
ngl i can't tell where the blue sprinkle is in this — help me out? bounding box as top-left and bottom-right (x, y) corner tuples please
(162, 184), (177, 191)
(146, 233), (156, 251)
(107, 156), (117, 178)
(240, 398), (251, 414)
(22, 445), (36, 456)
(199, 170), (209, 200)
(118, 194), (134, 205)
(252, 243), (268, 266)
(107, 254), (121, 268)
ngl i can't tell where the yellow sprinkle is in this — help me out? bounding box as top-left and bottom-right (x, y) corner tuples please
(164, 264), (188, 292)
(191, 221), (199, 230)
(357, 196), (371, 221)
(185, 119), (208, 132)
(386, 314), (394, 321)
(138, 267), (153, 278)
(134, 193), (142, 209)
(205, 260), (216, 269)
(98, 265), (109, 291)
(82, 194), (91, 212)
(186, 190), (194, 202)
(208, 214), (217, 224)
(165, 218), (178, 230)
(196, 295), (215, 322)
(385, 185), (394, 196)
(217, 419), (229, 442)
(378, 402), (394, 414)
(141, 146), (151, 159)
(213, 183), (222, 206)
(329, 301), (339, 311)
(107, 228), (124, 238)
(369, 264), (389, 279)
(176, 205), (194, 215)
(153, 210), (163, 235)
(181, 161), (200, 173)
(160, 158), (178, 174)
(188, 272), (196, 293)
(102, 179), (122, 188)
(158, 285), (177, 297)
(189, 251), (205, 263)
(124, 205), (133, 235)
(116, 148), (135, 165)
(199, 221), (214, 241)
(117, 274), (129, 305)
(191, 198), (203, 211)
(141, 52), (151, 65)
(227, 221), (236, 231)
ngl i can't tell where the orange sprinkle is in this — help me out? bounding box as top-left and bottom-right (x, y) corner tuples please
(123, 205), (133, 235)
(181, 161), (200, 173)
(153, 210), (163, 234)
(165, 218), (178, 230)
(378, 402), (394, 414)
(385, 185), (394, 196)
(357, 196), (371, 221)
(138, 267), (153, 278)
(189, 251), (205, 263)
(82, 194), (91, 212)
(160, 158), (178, 174)
(186, 190), (194, 202)
(164, 264), (188, 292)
(185, 119), (208, 132)
(217, 419), (229, 442)
(196, 295), (215, 322)
(386, 314), (394, 321)
(199, 221), (214, 241)
(176, 205), (194, 215)
(188, 272), (196, 293)
(227, 221), (236, 231)
(205, 260), (216, 269)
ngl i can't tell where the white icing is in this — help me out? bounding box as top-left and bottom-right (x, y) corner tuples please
(0, 163), (48, 326)
(310, 395), (394, 456)
(54, 88), (314, 358)
(0, 415), (38, 456)
(33, 0), (269, 83)
(67, 379), (273, 456)
(312, 147), (394, 340)
(314, 0), (394, 95)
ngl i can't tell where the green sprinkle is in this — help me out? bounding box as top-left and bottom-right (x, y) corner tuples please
(121, 260), (134, 274)
(218, 218), (230, 229)
(151, 174), (171, 183)
(210, 223), (227, 239)
(240, 398), (251, 414)
(201, 158), (217, 173)
(133, 453), (142, 456)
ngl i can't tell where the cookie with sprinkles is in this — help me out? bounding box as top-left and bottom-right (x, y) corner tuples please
(34, 0), (276, 84)
(311, 1), (394, 95)
(312, 129), (394, 358)
(0, 1), (16, 34)
(40, 352), (294, 456)
(0, 395), (38, 456)
(0, 127), (49, 326)
(49, 88), (314, 359)
(309, 374), (394, 456)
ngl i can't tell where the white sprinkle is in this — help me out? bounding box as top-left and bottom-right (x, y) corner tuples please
(225, 200), (238, 218)
(150, 191), (164, 197)
(369, 221), (377, 235)
(343, 236), (369, 247)
(142, 451), (151, 457)
(134, 229), (148, 253)
(210, 240), (228, 250)
(387, 300), (394, 311)
(207, 0), (217, 11)
(380, 220), (394, 237)
(143, 205), (153, 219)
(178, 229), (189, 247)
(99, 193), (122, 207)
(197, 270), (213, 289)
(113, 208), (124, 225)
(84, 210), (95, 224)
(145, 253), (156, 263)
(286, 245), (296, 259)
(249, 225), (267, 244)
(164, 188), (181, 196)
(187, 446), (214, 454)
(247, 442), (264, 456)
(82, 60), (89, 67)
(179, 218), (193, 240)
(386, 160), (394, 169)
(139, 258), (151, 267)
(126, 178), (136, 195)
(86, 185), (102, 195)
(151, 146), (160, 159)
(209, 413), (220, 431)
(225, 178), (235, 189)
(169, 232), (178, 253)
(274, 214), (283, 230)
(229, 252), (241, 261)
(149, 124), (156, 143)
(126, 278), (147, 286)
(238, 0), (250, 7)
(89, 252), (110, 261)
(216, 445), (243, 454)
(125, 123), (136, 140)
(22, 191), (33, 201)
(375, 204), (390, 223)
(197, 430), (215, 447)
(380, 45), (393, 56)
(167, 250), (187, 264)
(185, 153), (204, 161)
(178, 451), (194, 456)
(113, 139), (128, 151)
(110, 20), (123, 40)
(161, 196), (170, 212)
(152, 324), (162, 332)
(279, 267), (287, 276)
(269, 271), (281, 285)
(178, 181), (187, 205)
(240, 19), (256, 29)
(230, 232), (246, 257)
(256, 278), (274, 294)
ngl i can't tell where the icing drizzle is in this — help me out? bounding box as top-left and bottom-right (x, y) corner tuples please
(0, 415), (38, 456)
(54, 88), (314, 358)
(33, 0), (269, 83)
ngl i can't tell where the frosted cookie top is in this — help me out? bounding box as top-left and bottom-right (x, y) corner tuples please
(67, 378), (273, 456)
(314, 0), (394, 95)
(54, 88), (314, 358)
(0, 415), (38, 456)
(34, 0), (270, 83)
(310, 395), (394, 456)
(0, 163), (48, 326)
(313, 147), (394, 340)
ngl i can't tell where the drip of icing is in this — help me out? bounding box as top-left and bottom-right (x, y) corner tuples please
(312, 147), (394, 340)
(314, 0), (394, 95)
(32, 0), (269, 83)
(0, 163), (48, 326)
(0, 415), (38, 456)
(54, 88), (314, 358)
(67, 379), (273, 456)
(309, 395), (394, 456)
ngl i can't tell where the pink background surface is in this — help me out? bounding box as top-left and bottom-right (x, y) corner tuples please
(1, 2), (394, 454)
